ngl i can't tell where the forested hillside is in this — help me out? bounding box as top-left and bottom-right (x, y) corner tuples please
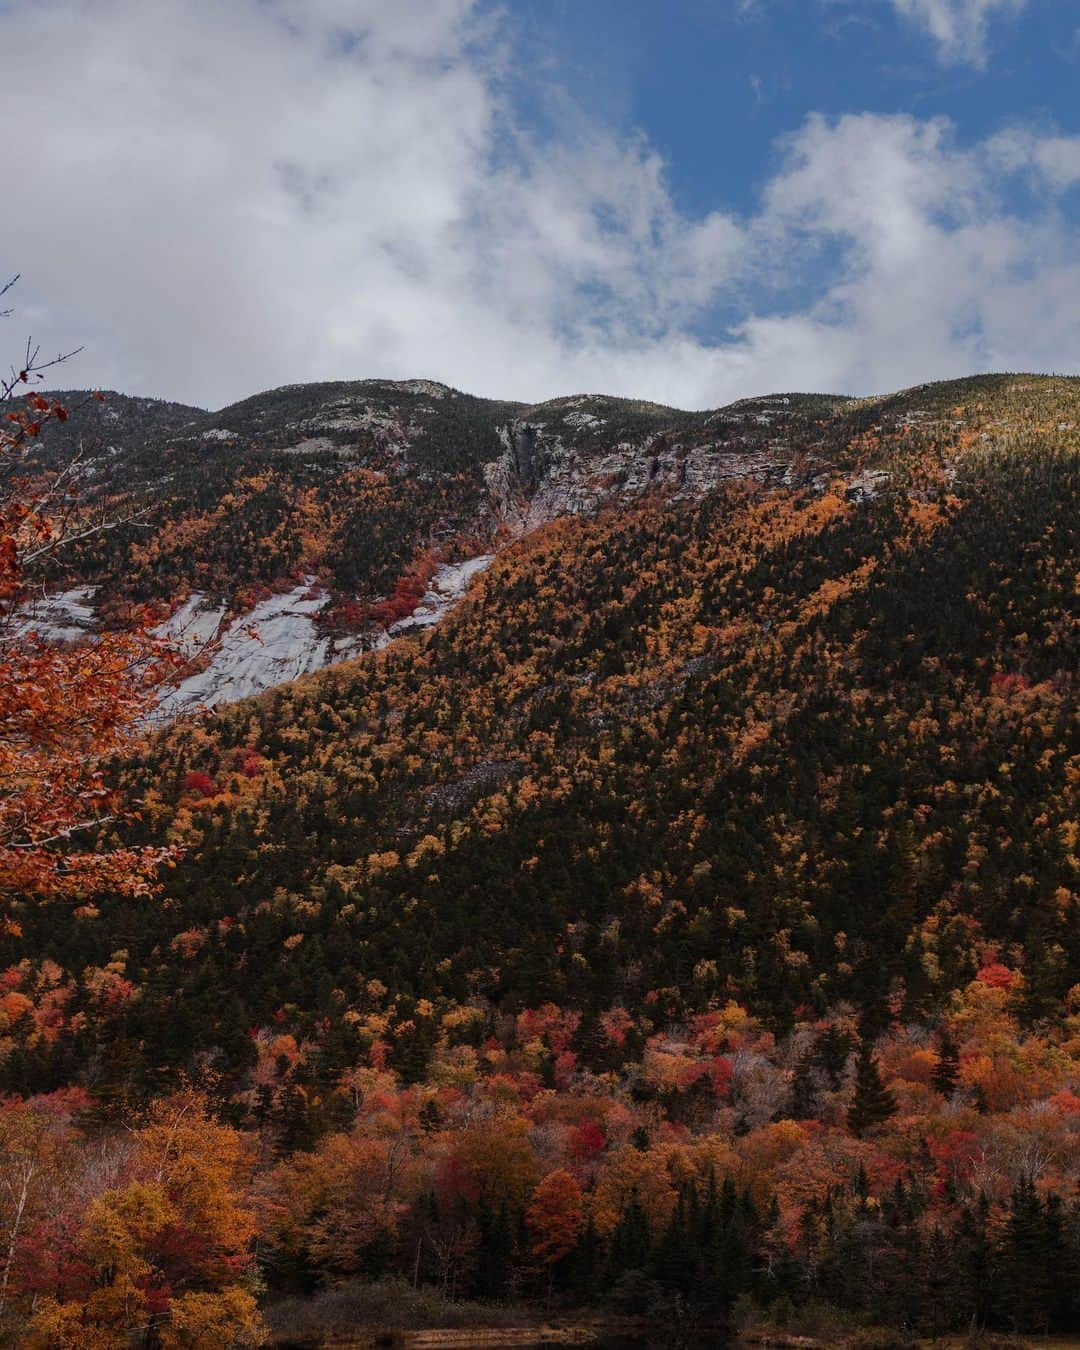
(29, 378), (888, 618)
(1, 374), (1078, 1346)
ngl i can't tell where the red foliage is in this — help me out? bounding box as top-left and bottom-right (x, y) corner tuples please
(990, 671), (1031, 695)
(239, 752), (264, 779)
(435, 1151), (480, 1211)
(324, 597), (368, 634)
(553, 1050), (578, 1088)
(517, 1004), (581, 1054)
(928, 1129), (982, 1192)
(709, 1056), (735, 1098)
(976, 962), (1017, 989)
(183, 771), (217, 798)
(367, 552), (440, 627)
(569, 1120), (607, 1161)
(598, 1006), (634, 1048)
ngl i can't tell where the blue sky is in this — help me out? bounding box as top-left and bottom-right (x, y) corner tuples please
(522, 1), (1079, 214)
(1, 0), (1079, 408)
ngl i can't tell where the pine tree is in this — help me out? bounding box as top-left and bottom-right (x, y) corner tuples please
(847, 1042), (897, 1138)
(473, 1199), (514, 1299)
(1042, 1191), (1073, 1331)
(997, 1176), (1052, 1334)
(956, 1193), (995, 1330)
(814, 1025), (855, 1090)
(932, 1032), (960, 1099)
(607, 1190), (651, 1282)
(787, 1054), (820, 1119)
(652, 1186), (698, 1298)
(277, 1084), (319, 1156)
(569, 1215), (602, 1301)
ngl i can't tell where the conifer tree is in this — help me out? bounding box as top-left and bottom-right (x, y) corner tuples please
(653, 1186), (698, 1298)
(998, 1177), (1053, 1334)
(570, 1215), (601, 1300)
(473, 1199), (514, 1299)
(847, 1042), (897, 1137)
(607, 1190), (651, 1281)
(956, 1191), (995, 1330)
(787, 1054), (820, 1119)
(932, 1032), (960, 1099)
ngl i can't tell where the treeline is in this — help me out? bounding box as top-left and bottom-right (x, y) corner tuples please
(4, 982), (1080, 1344)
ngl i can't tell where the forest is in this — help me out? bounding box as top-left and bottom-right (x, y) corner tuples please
(0, 366), (1077, 1347)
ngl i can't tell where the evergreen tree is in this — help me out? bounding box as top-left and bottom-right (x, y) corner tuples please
(1042, 1191), (1075, 1331)
(932, 1032), (960, 1099)
(814, 1025), (855, 1089)
(787, 1054), (820, 1119)
(997, 1177), (1053, 1334)
(569, 1215), (602, 1301)
(473, 1199), (514, 1299)
(607, 1190), (651, 1283)
(847, 1042), (897, 1137)
(652, 1186), (699, 1298)
(277, 1084), (319, 1156)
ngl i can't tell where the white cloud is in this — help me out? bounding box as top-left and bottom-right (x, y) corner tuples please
(0, 0), (746, 406)
(1, 1), (1079, 410)
(889, 0), (1027, 68)
(742, 113), (1080, 392)
(986, 129), (1080, 190)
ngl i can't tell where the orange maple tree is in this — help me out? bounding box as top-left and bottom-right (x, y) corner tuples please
(0, 297), (182, 933)
(526, 1168), (584, 1268)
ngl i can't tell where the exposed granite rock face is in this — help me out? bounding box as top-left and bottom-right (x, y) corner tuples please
(17, 559), (496, 725)
(424, 759), (522, 817)
(845, 468), (892, 502)
(150, 555), (496, 721)
(483, 411), (828, 534)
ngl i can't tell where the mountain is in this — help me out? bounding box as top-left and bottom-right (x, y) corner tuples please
(3, 372), (1079, 1345)
(21, 375), (886, 714)
(11, 368), (1078, 1035)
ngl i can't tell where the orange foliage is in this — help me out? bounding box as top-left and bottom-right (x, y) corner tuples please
(0, 378), (184, 933)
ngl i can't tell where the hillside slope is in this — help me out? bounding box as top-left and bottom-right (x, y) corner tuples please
(27, 371), (1062, 717)
(5, 373), (1077, 1079)
(3, 373), (1079, 1345)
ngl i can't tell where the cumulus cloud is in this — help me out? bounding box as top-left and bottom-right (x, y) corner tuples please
(0, 0), (1078, 410)
(742, 113), (1080, 392)
(889, 0), (1027, 68)
(986, 129), (1080, 190)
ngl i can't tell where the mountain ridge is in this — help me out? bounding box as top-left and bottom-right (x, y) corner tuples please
(20, 371), (1080, 717)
